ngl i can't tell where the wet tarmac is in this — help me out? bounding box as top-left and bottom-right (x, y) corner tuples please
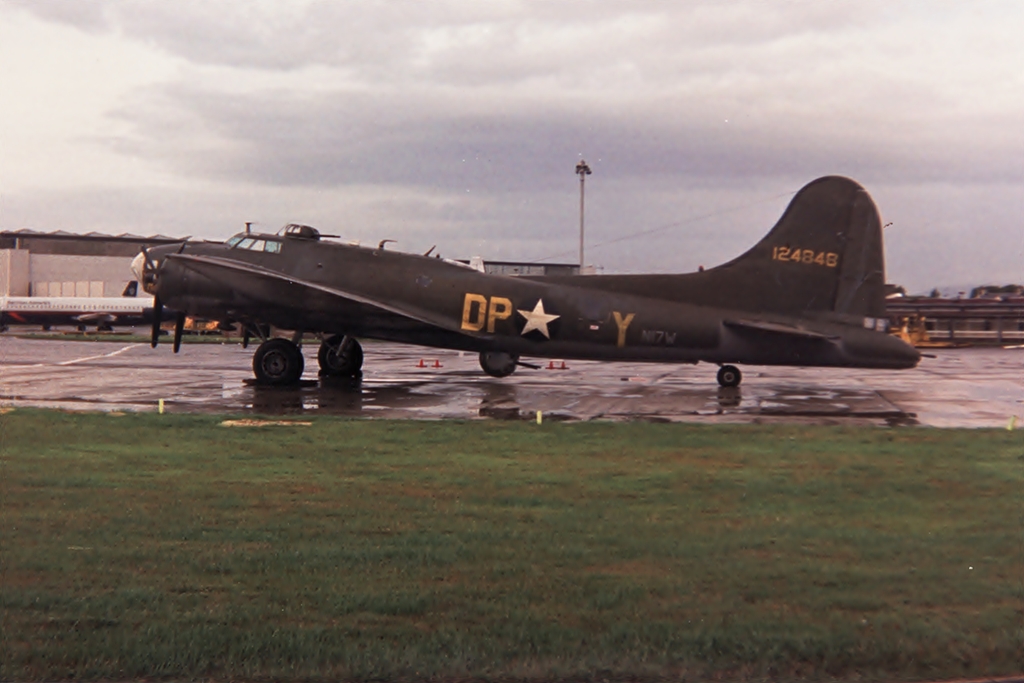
(0, 336), (1021, 427)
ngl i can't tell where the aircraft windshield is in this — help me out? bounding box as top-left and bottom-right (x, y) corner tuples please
(226, 234), (282, 253)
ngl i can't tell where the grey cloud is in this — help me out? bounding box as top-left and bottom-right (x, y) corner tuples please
(15, 0), (884, 77)
(107, 83), (1023, 196)
(9, 0), (112, 33)
(7, 0), (1022, 293)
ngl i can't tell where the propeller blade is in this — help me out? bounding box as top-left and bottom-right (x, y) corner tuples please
(173, 312), (185, 353)
(151, 298), (163, 348)
(242, 327), (250, 349)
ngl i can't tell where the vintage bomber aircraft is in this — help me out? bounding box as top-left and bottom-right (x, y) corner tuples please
(131, 176), (920, 386)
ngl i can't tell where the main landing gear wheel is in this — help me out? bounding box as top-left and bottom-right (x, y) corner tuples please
(479, 351), (519, 378)
(717, 364), (742, 388)
(317, 335), (363, 377)
(252, 338), (305, 386)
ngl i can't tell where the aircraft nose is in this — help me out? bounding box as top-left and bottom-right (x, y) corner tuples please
(132, 247), (168, 295)
(130, 252), (146, 282)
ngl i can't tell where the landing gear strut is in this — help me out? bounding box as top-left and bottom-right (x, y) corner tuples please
(479, 351), (518, 378)
(717, 364), (742, 388)
(252, 338), (305, 386)
(318, 335), (363, 377)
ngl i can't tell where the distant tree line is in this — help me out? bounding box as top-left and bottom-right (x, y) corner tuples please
(909, 284), (1024, 299)
(968, 284), (1024, 298)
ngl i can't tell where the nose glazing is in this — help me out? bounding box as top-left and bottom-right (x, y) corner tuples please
(130, 252), (146, 282)
(132, 250), (164, 295)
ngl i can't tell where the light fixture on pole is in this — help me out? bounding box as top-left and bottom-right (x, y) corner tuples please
(575, 159), (591, 271)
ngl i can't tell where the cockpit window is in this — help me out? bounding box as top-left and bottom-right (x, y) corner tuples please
(226, 234), (282, 253)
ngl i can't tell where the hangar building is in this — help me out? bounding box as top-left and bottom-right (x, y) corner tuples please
(0, 230), (180, 297)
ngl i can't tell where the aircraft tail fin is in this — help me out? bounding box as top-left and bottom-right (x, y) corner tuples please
(536, 176), (888, 320)
(701, 176), (887, 318)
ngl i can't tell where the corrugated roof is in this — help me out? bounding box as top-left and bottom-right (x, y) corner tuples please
(2, 229), (180, 241)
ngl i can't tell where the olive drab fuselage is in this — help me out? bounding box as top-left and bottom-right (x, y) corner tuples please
(138, 176), (921, 383)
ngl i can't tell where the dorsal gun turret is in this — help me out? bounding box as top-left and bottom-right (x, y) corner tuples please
(282, 224), (321, 240)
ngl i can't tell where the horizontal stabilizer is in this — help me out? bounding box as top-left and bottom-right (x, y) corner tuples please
(724, 318), (837, 341)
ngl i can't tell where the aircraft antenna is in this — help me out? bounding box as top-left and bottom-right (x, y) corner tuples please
(245, 222), (252, 235)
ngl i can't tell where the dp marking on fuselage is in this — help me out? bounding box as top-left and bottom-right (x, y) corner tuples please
(461, 293), (512, 333)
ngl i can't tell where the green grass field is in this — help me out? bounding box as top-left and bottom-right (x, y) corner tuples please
(1, 410), (1021, 681)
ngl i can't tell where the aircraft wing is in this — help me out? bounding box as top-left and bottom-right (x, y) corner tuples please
(723, 318), (838, 341)
(165, 253), (469, 334)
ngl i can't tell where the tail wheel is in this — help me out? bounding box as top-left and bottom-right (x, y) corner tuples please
(479, 351), (518, 378)
(717, 364), (742, 388)
(318, 335), (363, 377)
(253, 338), (305, 385)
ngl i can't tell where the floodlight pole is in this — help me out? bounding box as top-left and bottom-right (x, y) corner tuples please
(576, 160), (591, 271)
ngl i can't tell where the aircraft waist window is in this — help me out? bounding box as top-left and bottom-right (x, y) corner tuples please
(265, 241), (282, 253)
(237, 238), (255, 249)
(226, 235), (244, 247)
(250, 240), (266, 252)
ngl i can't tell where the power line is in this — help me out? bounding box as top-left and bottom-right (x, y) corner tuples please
(529, 189), (797, 264)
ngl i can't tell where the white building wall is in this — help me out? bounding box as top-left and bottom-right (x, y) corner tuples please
(27, 254), (135, 297)
(0, 250), (31, 296)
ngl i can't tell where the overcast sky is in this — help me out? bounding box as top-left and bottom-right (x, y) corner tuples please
(1, 0), (1021, 293)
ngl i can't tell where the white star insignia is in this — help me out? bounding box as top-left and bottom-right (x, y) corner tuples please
(517, 299), (559, 339)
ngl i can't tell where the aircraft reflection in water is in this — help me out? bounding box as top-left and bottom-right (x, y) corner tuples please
(131, 176), (920, 387)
